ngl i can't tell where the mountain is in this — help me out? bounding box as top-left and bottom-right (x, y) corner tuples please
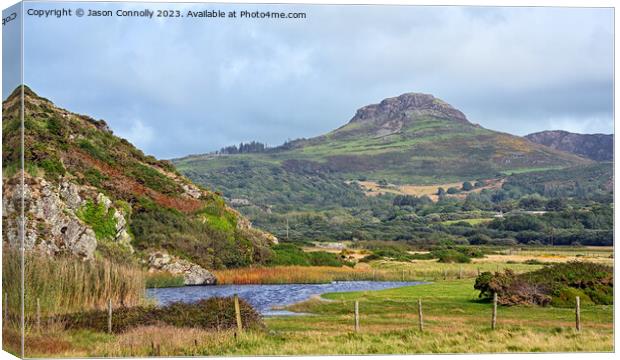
(174, 92), (596, 241)
(2, 86), (276, 283)
(177, 92), (589, 184)
(525, 130), (613, 162)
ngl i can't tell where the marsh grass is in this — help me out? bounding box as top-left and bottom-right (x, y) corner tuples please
(2, 248), (146, 321)
(145, 271), (185, 288)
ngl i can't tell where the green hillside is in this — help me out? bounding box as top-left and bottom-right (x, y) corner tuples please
(177, 92), (588, 185)
(175, 93), (610, 245)
(2, 86), (275, 269)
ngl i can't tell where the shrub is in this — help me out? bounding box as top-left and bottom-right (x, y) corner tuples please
(432, 249), (471, 263)
(61, 297), (264, 333)
(39, 156), (65, 180)
(473, 261), (613, 307)
(76, 200), (117, 240)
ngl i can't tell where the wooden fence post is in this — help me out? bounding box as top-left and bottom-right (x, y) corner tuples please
(575, 296), (581, 332)
(36, 298), (41, 331)
(108, 299), (112, 334)
(402, 269), (405, 281)
(417, 298), (424, 332)
(491, 292), (498, 330)
(4, 293), (7, 323)
(443, 268), (448, 280)
(234, 294), (243, 333)
(354, 300), (360, 332)
(477, 268), (481, 276)
(458, 266), (463, 279)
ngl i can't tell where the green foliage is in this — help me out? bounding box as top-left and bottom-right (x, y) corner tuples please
(83, 168), (108, 187)
(145, 272), (185, 288)
(39, 156), (66, 179)
(474, 261), (613, 307)
(77, 200), (117, 240)
(432, 249), (471, 263)
(268, 243), (344, 267)
(130, 200), (268, 270)
(129, 163), (181, 195)
(78, 139), (112, 164)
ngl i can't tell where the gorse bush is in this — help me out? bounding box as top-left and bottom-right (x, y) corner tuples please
(474, 261), (613, 307)
(61, 297), (264, 333)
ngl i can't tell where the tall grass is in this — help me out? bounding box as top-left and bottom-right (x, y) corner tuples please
(214, 266), (441, 284)
(2, 248), (146, 321)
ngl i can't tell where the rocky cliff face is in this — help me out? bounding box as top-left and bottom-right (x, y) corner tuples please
(525, 130), (613, 162)
(2, 86), (276, 284)
(349, 92), (470, 125)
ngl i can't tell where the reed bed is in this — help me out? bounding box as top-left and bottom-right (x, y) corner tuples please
(2, 248), (147, 321)
(213, 261), (539, 285)
(213, 265), (456, 285)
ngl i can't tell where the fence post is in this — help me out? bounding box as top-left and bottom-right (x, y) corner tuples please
(234, 294), (243, 333)
(4, 293), (7, 323)
(477, 268), (481, 276)
(402, 269), (405, 281)
(459, 266), (463, 279)
(354, 300), (360, 332)
(36, 298), (41, 331)
(491, 292), (498, 330)
(575, 296), (581, 332)
(417, 298), (424, 332)
(108, 299), (112, 334)
(443, 268), (448, 280)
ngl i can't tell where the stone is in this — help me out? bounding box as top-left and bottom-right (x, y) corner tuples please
(147, 251), (217, 285)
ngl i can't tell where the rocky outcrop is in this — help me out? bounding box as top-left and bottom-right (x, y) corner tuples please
(525, 130), (613, 162)
(147, 251), (217, 285)
(2, 173), (135, 260)
(3, 174), (96, 259)
(349, 93), (470, 125)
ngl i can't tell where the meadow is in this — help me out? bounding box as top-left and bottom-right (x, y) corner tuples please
(3, 246), (613, 357)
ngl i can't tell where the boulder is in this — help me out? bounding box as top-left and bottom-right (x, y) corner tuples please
(148, 251), (217, 285)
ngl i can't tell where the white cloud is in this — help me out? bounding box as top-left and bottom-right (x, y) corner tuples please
(116, 119), (155, 151)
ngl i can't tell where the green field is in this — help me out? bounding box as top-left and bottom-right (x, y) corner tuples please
(17, 278), (612, 357)
(11, 246), (614, 357)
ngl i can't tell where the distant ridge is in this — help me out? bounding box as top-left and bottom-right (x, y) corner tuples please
(526, 130), (613, 162)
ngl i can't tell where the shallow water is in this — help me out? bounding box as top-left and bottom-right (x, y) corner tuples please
(147, 281), (424, 316)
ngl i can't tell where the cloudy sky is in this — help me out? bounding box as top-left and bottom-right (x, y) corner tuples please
(4, 2), (614, 159)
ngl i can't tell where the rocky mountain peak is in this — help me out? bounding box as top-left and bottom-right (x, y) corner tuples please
(349, 92), (469, 125)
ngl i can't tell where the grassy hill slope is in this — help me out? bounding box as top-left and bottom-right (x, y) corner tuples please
(2, 86), (275, 269)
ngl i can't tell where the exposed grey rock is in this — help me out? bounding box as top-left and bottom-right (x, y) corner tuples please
(350, 93), (470, 125)
(181, 183), (203, 199)
(148, 251), (217, 285)
(3, 174), (98, 259)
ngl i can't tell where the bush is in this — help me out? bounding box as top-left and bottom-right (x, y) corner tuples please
(268, 244), (344, 267)
(61, 297), (264, 333)
(433, 249), (471, 263)
(474, 261), (613, 307)
(76, 200), (117, 240)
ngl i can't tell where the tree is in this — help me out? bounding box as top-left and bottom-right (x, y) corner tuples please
(462, 181), (473, 191)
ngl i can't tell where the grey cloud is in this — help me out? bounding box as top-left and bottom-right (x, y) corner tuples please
(14, 3), (614, 159)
